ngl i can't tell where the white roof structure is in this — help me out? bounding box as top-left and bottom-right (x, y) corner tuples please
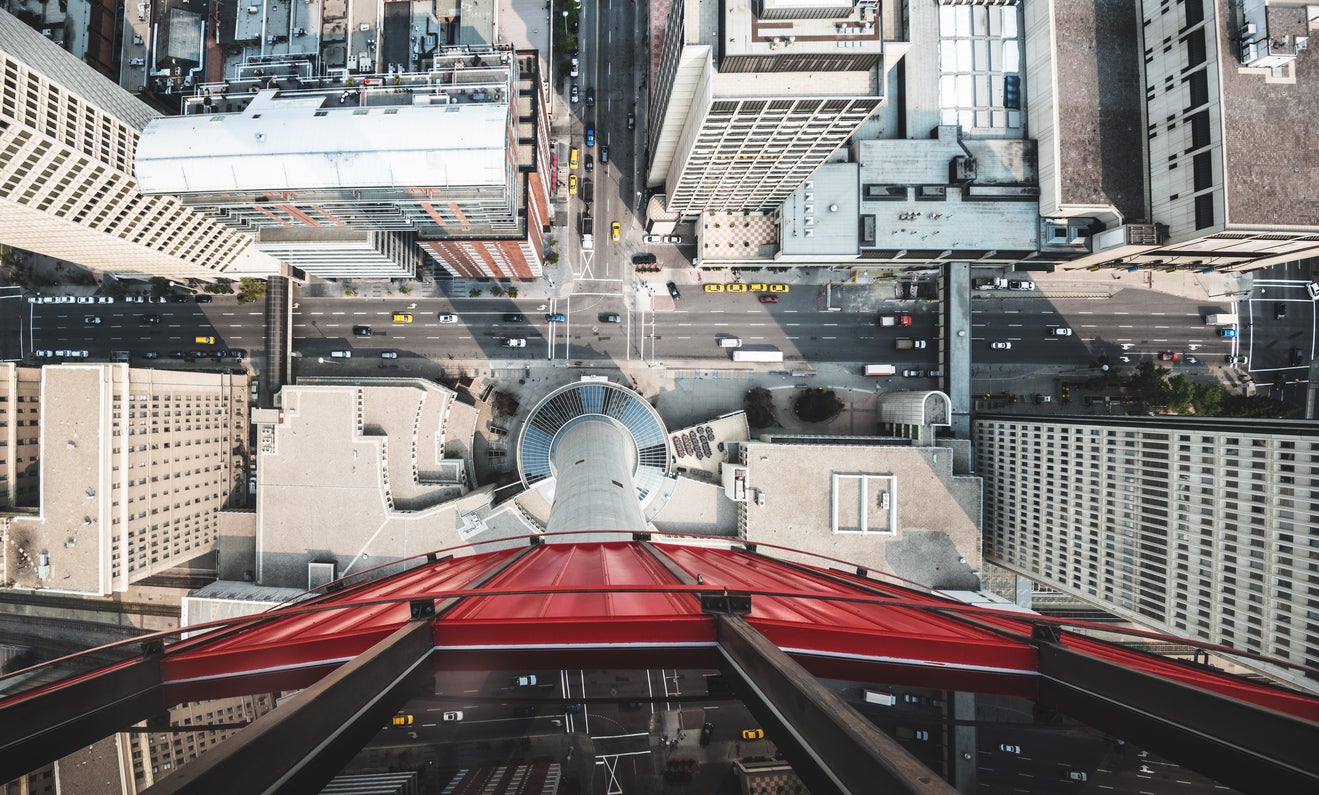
(135, 92), (508, 194)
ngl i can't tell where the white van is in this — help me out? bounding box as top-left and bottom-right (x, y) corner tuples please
(718, 337), (742, 348)
(330, 350), (351, 358)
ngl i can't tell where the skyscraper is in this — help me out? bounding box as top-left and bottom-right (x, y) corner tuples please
(0, 10), (275, 280)
(134, 47), (552, 280)
(647, 0), (892, 216)
(974, 414), (1319, 693)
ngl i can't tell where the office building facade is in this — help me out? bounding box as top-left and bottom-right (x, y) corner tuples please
(974, 415), (1319, 692)
(648, 0), (892, 217)
(4, 364), (249, 595)
(135, 47), (552, 280)
(0, 363), (42, 510)
(0, 10), (273, 281)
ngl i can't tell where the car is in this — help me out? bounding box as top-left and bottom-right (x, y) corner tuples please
(545, 313), (566, 323)
(26, 296), (40, 304)
(75, 296), (95, 304)
(569, 57), (579, 77)
(229, 349), (247, 358)
(742, 729), (764, 740)
(33, 350), (52, 358)
(1292, 348), (1305, 366)
(568, 174), (578, 195)
(759, 295), (779, 304)
(562, 703), (584, 713)
(569, 147), (579, 170)
(585, 87), (594, 107)
(1008, 280), (1036, 290)
(1217, 328), (1237, 338)
(700, 722), (714, 746)
(95, 296), (114, 304)
(503, 313), (525, 322)
(1000, 744), (1021, 754)
(392, 312), (412, 323)
(1308, 282), (1319, 300)
(1063, 771), (1088, 782)
(1051, 328), (1072, 336)
(726, 283), (748, 292)
(514, 674), (538, 686)
(927, 369), (942, 378)
(584, 155), (592, 172)
(1034, 394), (1053, 404)
(442, 711), (463, 722)
(140, 351), (159, 359)
(329, 350), (351, 358)
(390, 714), (413, 727)
(599, 145), (609, 163)
(704, 284), (724, 293)
(663, 236), (682, 244)
(58, 296), (76, 303)
(438, 314), (458, 323)
(631, 253), (656, 265)
(1275, 301), (1287, 319)
(902, 369), (921, 378)
(504, 337), (527, 347)
(627, 112), (635, 130)
(169, 351), (187, 359)
(1226, 354), (1247, 364)
(1159, 352), (1180, 361)
(666, 282), (681, 300)
(83, 315), (101, 325)
(194, 294), (212, 303)
(570, 83), (579, 103)
(380, 351), (398, 359)
(611, 221), (620, 241)
(748, 283), (768, 292)
(125, 295), (144, 303)
(352, 325), (372, 336)
(585, 128), (594, 147)
(990, 341), (1011, 350)
(602, 313), (621, 323)
(140, 314), (161, 324)
(170, 295), (191, 303)
(769, 283), (789, 292)
(71, 350), (88, 358)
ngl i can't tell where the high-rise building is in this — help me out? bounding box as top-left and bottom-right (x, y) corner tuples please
(647, 0), (894, 217)
(0, 10), (276, 280)
(134, 47), (552, 281)
(1031, 0), (1319, 271)
(3, 364), (249, 595)
(973, 414), (1319, 693)
(0, 363), (42, 510)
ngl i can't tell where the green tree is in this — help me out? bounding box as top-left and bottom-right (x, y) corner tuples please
(1192, 383), (1226, 417)
(398, 285), (411, 295)
(490, 284), (505, 297)
(1127, 361), (1171, 407)
(506, 286), (519, 299)
(1165, 374), (1196, 414)
(469, 287), (482, 297)
(545, 251), (560, 265)
(744, 387), (776, 428)
(1219, 394), (1297, 419)
(236, 277), (267, 304)
(793, 388), (843, 423)
(149, 276), (171, 299)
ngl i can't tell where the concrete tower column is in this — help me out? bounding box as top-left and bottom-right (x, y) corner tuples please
(546, 418), (647, 537)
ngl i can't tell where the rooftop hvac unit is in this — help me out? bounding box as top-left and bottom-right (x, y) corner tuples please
(804, 229), (814, 237)
(247, 6), (258, 13)
(951, 155), (977, 183)
(1240, 23), (1257, 38)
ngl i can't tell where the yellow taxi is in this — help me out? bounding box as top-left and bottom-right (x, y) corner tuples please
(569, 174), (578, 195)
(726, 283), (748, 292)
(769, 283), (789, 293)
(703, 284), (724, 293)
(748, 283), (768, 292)
(569, 147), (579, 170)
(742, 729), (764, 740)
(392, 312), (413, 323)
(611, 221), (621, 241)
(391, 714), (414, 727)
(194, 335), (215, 345)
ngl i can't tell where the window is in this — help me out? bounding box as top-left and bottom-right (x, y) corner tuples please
(1194, 193), (1215, 229)
(1193, 152), (1213, 191)
(1189, 110), (1211, 150)
(1184, 29), (1206, 69)
(1186, 70), (1209, 110)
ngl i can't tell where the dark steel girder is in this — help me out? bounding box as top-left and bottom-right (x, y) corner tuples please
(0, 650), (166, 781)
(142, 619), (435, 795)
(1034, 639), (1319, 793)
(713, 613), (957, 795)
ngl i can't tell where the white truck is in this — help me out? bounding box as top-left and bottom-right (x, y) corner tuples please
(864, 364), (896, 376)
(894, 338), (926, 350)
(1204, 313), (1236, 326)
(732, 348), (784, 362)
(863, 689), (896, 706)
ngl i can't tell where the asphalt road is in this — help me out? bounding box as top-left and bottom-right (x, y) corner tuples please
(27, 298), (263, 365)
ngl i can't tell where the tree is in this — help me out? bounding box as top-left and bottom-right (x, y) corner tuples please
(149, 276), (171, 299)
(236, 277), (266, 304)
(1165, 374), (1196, 413)
(545, 251), (560, 265)
(744, 387), (776, 428)
(1127, 361), (1171, 407)
(1219, 394), (1296, 419)
(793, 388), (844, 423)
(506, 285), (519, 299)
(399, 285), (411, 295)
(469, 287), (482, 298)
(1192, 383), (1226, 417)
(490, 284), (505, 297)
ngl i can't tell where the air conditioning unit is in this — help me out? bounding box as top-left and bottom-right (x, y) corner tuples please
(247, 5), (258, 13)
(1240, 23), (1257, 38)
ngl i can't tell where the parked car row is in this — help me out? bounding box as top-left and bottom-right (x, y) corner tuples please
(28, 293), (204, 304)
(702, 283), (789, 293)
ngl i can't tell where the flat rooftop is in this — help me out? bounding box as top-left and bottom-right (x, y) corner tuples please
(1049, 0), (1145, 221)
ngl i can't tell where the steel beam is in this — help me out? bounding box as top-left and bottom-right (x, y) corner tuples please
(143, 620), (435, 795)
(0, 654), (165, 781)
(1034, 640), (1319, 793)
(714, 614), (957, 795)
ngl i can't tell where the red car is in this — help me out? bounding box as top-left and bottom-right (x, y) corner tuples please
(1159, 352), (1180, 362)
(898, 315), (913, 326)
(759, 295), (779, 304)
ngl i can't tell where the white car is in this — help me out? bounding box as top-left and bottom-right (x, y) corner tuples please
(569, 57), (579, 77)
(95, 296), (114, 303)
(57, 296), (76, 303)
(503, 337), (527, 348)
(27, 296), (40, 304)
(75, 296), (95, 304)
(990, 341), (1012, 350)
(1051, 328), (1072, 336)
(442, 711), (463, 721)
(125, 295), (145, 303)
(1308, 281), (1319, 300)
(663, 236), (683, 244)
(83, 315), (102, 325)
(34, 350), (53, 358)
(380, 351), (398, 359)
(999, 744), (1021, 754)
(1008, 280), (1036, 291)
(438, 314), (458, 323)
(643, 235), (662, 243)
